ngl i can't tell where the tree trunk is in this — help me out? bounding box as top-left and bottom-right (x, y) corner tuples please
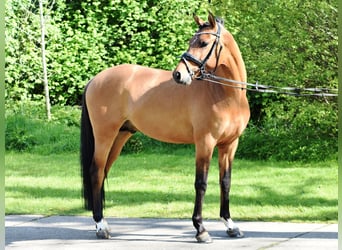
(39, 0), (51, 121)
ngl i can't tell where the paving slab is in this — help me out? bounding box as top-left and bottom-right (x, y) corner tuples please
(5, 215), (338, 250)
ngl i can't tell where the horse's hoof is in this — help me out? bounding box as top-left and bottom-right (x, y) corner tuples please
(227, 227), (244, 238)
(196, 231), (213, 243)
(96, 228), (111, 239)
(95, 219), (111, 239)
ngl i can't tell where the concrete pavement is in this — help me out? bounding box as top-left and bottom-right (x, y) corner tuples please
(5, 215), (337, 250)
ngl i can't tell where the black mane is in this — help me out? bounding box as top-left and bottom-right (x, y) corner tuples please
(215, 17), (224, 25)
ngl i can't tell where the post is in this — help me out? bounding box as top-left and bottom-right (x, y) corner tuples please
(39, 0), (51, 121)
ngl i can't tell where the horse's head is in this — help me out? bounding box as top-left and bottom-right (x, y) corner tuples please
(173, 12), (227, 85)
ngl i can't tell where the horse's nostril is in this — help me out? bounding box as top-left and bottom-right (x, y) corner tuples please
(173, 71), (182, 82)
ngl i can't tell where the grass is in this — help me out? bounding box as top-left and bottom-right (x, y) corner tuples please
(5, 151), (337, 223)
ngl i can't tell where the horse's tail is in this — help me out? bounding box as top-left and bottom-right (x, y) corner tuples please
(80, 82), (95, 211)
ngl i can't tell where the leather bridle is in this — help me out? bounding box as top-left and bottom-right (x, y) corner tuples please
(180, 23), (223, 80)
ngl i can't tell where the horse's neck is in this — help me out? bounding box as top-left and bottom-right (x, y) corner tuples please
(214, 66), (247, 98)
(215, 38), (247, 96)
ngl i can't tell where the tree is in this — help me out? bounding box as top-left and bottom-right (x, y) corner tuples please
(210, 0), (337, 122)
(5, 0), (61, 108)
(6, 0), (209, 105)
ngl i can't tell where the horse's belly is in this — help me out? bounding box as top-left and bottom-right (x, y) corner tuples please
(131, 115), (194, 144)
(130, 107), (193, 143)
(142, 130), (193, 144)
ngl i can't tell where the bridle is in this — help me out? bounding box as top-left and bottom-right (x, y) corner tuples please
(180, 23), (223, 80)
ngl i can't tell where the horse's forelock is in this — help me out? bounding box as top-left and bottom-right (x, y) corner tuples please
(199, 22), (211, 30)
(198, 17), (224, 31)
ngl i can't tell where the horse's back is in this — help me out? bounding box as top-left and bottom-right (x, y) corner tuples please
(92, 64), (171, 85)
(86, 64), (171, 103)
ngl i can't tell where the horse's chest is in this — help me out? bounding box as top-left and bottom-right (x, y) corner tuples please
(209, 107), (247, 140)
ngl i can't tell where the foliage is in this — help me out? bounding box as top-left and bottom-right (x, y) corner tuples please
(210, 0), (338, 161)
(5, 115), (37, 152)
(210, 0), (337, 119)
(236, 98), (338, 161)
(5, 0), (208, 105)
(5, 0), (61, 103)
(5, 101), (80, 154)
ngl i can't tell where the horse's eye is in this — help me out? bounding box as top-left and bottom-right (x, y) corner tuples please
(199, 41), (208, 48)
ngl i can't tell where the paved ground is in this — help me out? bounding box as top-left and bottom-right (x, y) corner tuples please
(5, 215), (337, 250)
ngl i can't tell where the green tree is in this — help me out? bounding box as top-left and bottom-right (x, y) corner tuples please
(6, 0), (208, 105)
(210, 0), (337, 122)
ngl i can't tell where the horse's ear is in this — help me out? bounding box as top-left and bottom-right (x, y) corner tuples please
(208, 11), (216, 28)
(193, 13), (205, 27)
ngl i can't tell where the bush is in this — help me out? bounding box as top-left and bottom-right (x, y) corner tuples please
(5, 102), (80, 154)
(122, 136), (143, 154)
(211, 0), (337, 124)
(5, 115), (37, 152)
(237, 98), (338, 161)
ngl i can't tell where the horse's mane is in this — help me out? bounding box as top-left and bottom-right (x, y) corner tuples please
(215, 17), (224, 25)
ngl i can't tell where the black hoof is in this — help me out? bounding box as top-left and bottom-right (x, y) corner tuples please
(196, 231), (213, 243)
(96, 229), (111, 239)
(227, 227), (244, 238)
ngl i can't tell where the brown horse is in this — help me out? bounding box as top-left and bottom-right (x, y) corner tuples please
(81, 12), (250, 243)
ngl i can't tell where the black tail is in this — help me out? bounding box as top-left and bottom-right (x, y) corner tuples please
(80, 82), (104, 211)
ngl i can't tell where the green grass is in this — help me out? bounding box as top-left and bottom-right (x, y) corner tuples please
(5, 151), (337, 223)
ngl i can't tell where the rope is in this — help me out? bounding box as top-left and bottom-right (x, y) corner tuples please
(200, 73), (338, 97)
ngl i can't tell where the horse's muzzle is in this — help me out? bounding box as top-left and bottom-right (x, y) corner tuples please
(173, 70), (192, 85)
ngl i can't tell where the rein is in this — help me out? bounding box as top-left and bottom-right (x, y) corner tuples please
(198, 73), (338, 97)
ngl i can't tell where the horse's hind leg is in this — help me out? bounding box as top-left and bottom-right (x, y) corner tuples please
(104, 131), (134, 177)
(218, 139), (244, 238)
(90, 128), (120, 239)
(95, 130), (134, 239)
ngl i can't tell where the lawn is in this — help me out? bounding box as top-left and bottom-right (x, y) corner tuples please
(5, 151), (337, 223)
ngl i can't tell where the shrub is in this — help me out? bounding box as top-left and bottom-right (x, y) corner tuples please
(5, 102), (80, 154)
(237, 98), (338, 161)
(5, 115), (37, 152)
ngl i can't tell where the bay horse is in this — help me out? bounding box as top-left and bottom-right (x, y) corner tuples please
(81, 12), (250, 243)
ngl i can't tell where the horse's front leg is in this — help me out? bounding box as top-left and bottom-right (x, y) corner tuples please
(192, 142), (214, 243)
(218, 140), (244, 238)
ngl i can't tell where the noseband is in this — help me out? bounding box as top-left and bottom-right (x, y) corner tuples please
(180, 23), (222, 80)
